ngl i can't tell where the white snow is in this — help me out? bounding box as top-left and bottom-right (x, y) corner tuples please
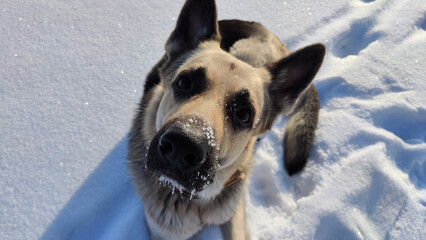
(1, 0), (425, 239)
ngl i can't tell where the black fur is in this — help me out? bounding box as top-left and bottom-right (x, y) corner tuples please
(166, 0), (220, 57)
(143, 55), (167, 95)
(226, 89), (255, 131)
(218, 20), (270, 51)
(268, 44), (325, 113)
(172, 68), (209, 101)
(267, 44), (325, 175)
(284, 85), (320, 175)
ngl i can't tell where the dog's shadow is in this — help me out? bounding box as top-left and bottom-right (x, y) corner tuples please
(41, 137), (149, 240)
(41, 137), (221, 240)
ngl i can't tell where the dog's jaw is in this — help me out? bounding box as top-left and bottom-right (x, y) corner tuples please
(196, 174), (226, 200)
(197, 141), (254, 200)
(159, 175), (197, 199)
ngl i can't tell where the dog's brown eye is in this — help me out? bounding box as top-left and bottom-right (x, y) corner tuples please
(176, 77), (192, 90)
(236, 108), (251, 123)
(227, 90), (254, 131)
(173, 68), (207, 101)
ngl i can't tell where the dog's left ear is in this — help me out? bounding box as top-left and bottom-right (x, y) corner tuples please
(267, 43), (325, 113)
(166, 0), (220, 57)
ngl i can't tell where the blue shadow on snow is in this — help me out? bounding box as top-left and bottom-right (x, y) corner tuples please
(41, 137), (149, 240)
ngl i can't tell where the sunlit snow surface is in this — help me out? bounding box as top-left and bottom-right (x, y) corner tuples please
(1, 0), (425, 239)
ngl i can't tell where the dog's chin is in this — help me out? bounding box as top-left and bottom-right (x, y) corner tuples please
(154, 170), (221, 199)
(156, 173), (223, 200)
(146, 152), (216, 192)
(158, 174), (190, 194)
(195, 177), (224, 200)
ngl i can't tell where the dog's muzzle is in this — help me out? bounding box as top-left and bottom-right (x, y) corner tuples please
(158, 124), (210, 173)
(146, 117), (216, 192)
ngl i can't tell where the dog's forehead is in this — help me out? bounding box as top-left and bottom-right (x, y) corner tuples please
(180, 43), (268, 105)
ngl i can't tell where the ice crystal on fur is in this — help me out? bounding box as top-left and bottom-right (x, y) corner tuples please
(189, 189), (196, 200)
(159, 175), (185, 194)
(201, 121), (217, 148)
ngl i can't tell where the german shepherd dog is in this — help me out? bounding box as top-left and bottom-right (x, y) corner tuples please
(128, 0), (325, 239)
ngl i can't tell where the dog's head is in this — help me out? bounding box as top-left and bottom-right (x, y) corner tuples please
(143, 0), (325, 199)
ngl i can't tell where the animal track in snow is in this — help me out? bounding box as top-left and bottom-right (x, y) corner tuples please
(420, 14), (426, 31)
(250, 163), (284, 207)
(349, 130), (426, 190)
(332, 20), (382, 58)
(370, 106), (426, 144)
(360, 0), (375, 3)
(409, 160), (426, 189)
(352, 105), (426, 189)
(383, 78), (406, 93)
(314, 215), (359, 240)
(316, 77), (383, 106)
(316, 75), (409, 107)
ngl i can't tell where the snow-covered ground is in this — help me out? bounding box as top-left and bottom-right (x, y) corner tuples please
(1, 0), (425, 239)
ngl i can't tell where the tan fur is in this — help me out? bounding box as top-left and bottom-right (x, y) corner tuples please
(135, 42), (266, 240)
(230, 34), (289, 68)
(156, 42), (270, 171)
(128, 1), (324, 239)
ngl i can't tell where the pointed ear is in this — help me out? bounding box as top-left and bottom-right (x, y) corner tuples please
(268, 43), (325, 113)
(165, 0), (220, 57)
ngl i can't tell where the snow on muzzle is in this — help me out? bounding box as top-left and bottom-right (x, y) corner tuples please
(146, 116), (217, 192)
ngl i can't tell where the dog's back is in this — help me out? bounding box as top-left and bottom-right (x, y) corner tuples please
(219, 20), (290, 67)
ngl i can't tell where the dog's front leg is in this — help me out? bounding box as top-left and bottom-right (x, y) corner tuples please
(220, 197), (249, 240)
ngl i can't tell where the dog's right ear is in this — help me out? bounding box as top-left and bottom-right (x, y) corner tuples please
(165, 0), (220, 57)
(267, 44), (325, 114)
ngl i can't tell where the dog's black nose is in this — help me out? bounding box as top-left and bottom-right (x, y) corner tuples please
(158, 126), (209, 172)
